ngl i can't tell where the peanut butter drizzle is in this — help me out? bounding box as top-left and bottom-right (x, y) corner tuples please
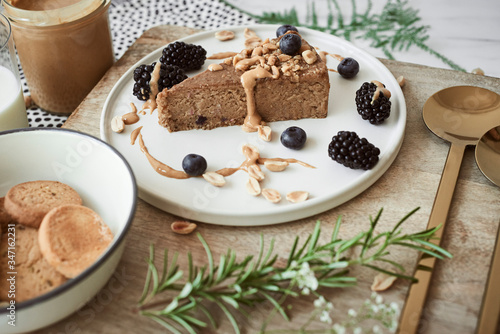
(215, 145), (315, 177)
(122, 112), (139, 125)
(240, 65), (273, 132)
(135, 128), (190, 180)
(130, 126), (142, 145)
(140, 62), (162, 114)
(208, 52), (238, 59)
(258, 158), (316, 169)
(371, 80), (391, 104)
(319, 51), (344, 62)
(131, 101), (145, 116)
(208, 63), (224, 72)
(234, 56), (266, 71)
(216, 144), (260, 177)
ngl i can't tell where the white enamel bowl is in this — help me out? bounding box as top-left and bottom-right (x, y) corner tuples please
(0, 128), (137, 333)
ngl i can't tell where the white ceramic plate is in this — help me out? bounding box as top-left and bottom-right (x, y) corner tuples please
(100, 24), (406, 226)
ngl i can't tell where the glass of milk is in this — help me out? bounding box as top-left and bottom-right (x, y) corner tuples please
(0, 12), (28, 131)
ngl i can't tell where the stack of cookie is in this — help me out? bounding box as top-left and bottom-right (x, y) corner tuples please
(0, 181), (113, 303)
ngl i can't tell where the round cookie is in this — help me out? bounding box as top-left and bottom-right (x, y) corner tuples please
(0, 225), (66, 302)
(4, 181), (82, 228)
(38, 205), (113, 278)
(0, 197), (15, 234)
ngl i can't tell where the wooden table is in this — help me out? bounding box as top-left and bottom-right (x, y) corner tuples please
(48, 25), (500, 333)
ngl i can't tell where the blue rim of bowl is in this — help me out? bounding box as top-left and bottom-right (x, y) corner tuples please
(0, 127), (137, 314)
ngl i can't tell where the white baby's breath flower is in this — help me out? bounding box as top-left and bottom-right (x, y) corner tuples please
(375, 294), (384, 305)
(320, 310), (332, 324)
(389, 319), (399, 332)
(373, 324), (382, 334)
(333, 323), (346, 334)
(301, 287), (310, 295)
(390, 302), (399, 314)
(294, 262), (319, 293)
(348, 308), (357, 317)
(353, 327), (362, 334)
(325, 302), (334, 311)
(314, 296), (326, 308)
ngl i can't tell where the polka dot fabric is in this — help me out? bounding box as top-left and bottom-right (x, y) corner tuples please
(22, 0), (255, 128)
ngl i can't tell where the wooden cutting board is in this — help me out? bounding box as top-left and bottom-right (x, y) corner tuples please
(51, 25), (500, 333)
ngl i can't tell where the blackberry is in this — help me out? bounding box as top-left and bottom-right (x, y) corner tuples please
(355, 82), (391, 125)
(132, 62), (187, 101)
(159, 41), (207, 71)
(157, 64), (188, 91)
(328, 131), (380, 170)
(132, 64), (155, 101)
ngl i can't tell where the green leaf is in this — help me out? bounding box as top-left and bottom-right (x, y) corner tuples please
(261, 238), (275, 270)
(363, 264), (417, 282)
(392, 242), (446, 260)
(214, 299), (240, 334)
(161, 298), (179, 314)
(138, 244), (155, 304)
(236, 260), (255, 284)
(198, 233), (214, 284)
(179, 282), (193, 299)
(260, 290), (290, 321)
(169, 314), (197, 334)
(144, 313), (182, 334)
(287, 236), (299, 267)
(377, 258), (406, 273)
(188, 252), (194, 282)
(331, 216), (342, 243)
(308, 221), (322, 254)
(221, 295), (240, 309)
(181, 314), (208, 328)
(216, 254), (227, 283)
(198, 303), (218, 328)
(411, 238), (453, 258)
(159, 270), (184, 290)
(160, 248), (169, 284)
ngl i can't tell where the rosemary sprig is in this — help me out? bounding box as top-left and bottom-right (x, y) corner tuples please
(137, 208), (451, 333)
(219, 0), (466, 72)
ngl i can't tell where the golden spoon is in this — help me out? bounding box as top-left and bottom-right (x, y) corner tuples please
(398, 86), (500, 333)
(475, 125), (500, 334)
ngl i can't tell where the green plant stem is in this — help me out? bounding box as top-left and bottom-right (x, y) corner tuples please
(137, 208), (451, 333)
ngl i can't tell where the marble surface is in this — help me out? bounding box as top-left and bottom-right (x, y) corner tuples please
(226, 0), (500, 78)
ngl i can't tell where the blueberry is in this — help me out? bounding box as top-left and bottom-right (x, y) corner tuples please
(276, 24), (299, 37)
(337, 57), (359, 79)
(279, 34), (302, 56)
(280, 126), (307, 150)
(182, 154), (207, 176)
